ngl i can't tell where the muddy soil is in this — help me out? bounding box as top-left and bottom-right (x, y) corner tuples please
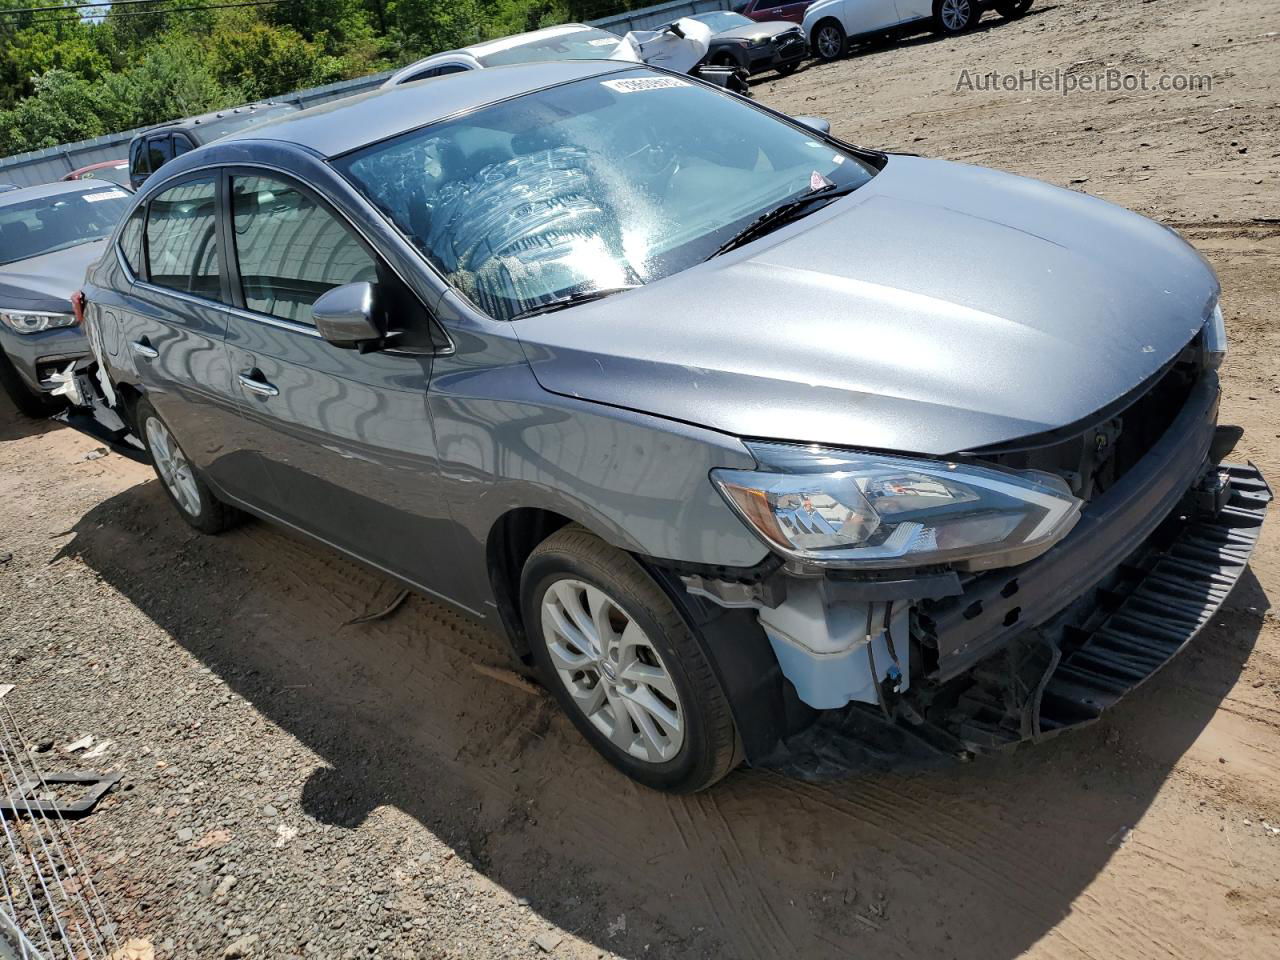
(1, 1), (1278, 957)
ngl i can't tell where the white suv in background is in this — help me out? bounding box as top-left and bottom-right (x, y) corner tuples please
(804, 0), (1032, 62)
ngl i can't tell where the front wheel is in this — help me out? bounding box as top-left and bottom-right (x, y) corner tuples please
(136, 398), (242, 535)
(934, 0), (979, 33)
(521, 527), (740, 793)
(812, 20), (848, 62)
(994, 0), (1033, 19)
(776, 61), (799, 76)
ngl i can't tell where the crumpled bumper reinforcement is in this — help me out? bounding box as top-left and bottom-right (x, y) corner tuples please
(760, 461), (1271, 781)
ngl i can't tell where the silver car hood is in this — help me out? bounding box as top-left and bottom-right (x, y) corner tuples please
(514, 155), (1217, 456)
(0, 239), (106, 309)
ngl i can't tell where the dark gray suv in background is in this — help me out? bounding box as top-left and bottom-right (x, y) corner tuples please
(74, 62), (1268, 792)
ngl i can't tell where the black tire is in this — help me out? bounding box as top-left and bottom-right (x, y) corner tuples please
(777, 61), (799, 76)
(0, 352), (58, 418)
(135, 398), (242, 535)
(811, 19), (847, 62)
(994, 0), (1033, 19)
(521, 526), (740, 793)
(933, 0), (979, 34)
(710, 51), (737, 68)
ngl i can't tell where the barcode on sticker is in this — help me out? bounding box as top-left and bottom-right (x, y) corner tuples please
(83, 190), (126, 202)
(602, 77), (690, 93)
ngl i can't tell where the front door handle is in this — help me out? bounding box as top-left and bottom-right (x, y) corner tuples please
(130, 339), (158, 360)
(237, 371), (279, 397)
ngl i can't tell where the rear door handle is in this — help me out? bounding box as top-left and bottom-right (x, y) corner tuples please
(237, 372), (279, 397)
(130, 339), (158, 359)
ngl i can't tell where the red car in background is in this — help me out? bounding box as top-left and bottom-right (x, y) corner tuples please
(62, 159), (130, 187)
(734, 0), (813, 24)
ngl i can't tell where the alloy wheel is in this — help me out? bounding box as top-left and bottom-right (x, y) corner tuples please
(941, 0), (973, 31)
(540, 578), (685, 764)
(145, 416), (201, 516)
(816, 25), (842, 60)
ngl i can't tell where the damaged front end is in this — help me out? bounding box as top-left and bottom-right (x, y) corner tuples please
(674, 330), (1271, 780)
(50, 292), (146, 463)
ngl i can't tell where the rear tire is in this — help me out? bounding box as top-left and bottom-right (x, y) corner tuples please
(521, 526), (740, 793)
(136, 398), (242, 535)
(994, 0), (1033, 18)
(0, 352), (58, 418)
(812, 19), (847, 62)
(934, 0), (979, 33)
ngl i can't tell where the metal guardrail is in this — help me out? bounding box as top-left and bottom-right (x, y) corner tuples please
(0, 0), (734, 188)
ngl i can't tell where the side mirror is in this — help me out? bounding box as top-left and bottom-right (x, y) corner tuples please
(792, 115), (832, 136)
(313, 281), (383, 348)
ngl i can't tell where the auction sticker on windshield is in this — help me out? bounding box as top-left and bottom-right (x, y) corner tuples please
(602, 77), (690, 93)
(83, 190), (128, 202)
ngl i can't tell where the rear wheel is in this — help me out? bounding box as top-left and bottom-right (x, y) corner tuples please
(812, 19), (848, 62)
(136, 398), (242, 535)
(0, 352), (58, 418)
(934, 0), (978, 33)
(995, 0), (1033, 18)
(521, 527), (740, 793)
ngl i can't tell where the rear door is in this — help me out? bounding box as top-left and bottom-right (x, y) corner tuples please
(219, 170), (459, 593)
(113, 175), (268, 502)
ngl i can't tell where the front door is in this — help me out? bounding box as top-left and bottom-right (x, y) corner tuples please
(841, 0), (903, 35)
(218, 171), (460, 597)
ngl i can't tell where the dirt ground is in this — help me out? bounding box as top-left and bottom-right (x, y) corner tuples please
(2, 0), (1280, 957)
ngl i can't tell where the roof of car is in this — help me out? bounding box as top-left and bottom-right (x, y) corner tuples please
(461, 22), (604, 57)
(0, 178), (126, 205)
(133, 102), (300, 144)
(231, 60), (633, 159)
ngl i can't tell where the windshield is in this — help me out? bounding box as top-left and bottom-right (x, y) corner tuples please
(691, 12), (753, 32)
(475, 28), (625, 67)
(336, 69), (876, 321)
(0, 186), (131, 265)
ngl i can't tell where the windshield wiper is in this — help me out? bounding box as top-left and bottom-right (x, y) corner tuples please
(708, 183), (859, 259)
(509, 285), (638, 320)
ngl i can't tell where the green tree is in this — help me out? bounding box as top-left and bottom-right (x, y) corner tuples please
(210, 19), (346, 100)
(0, 68), (111, 153)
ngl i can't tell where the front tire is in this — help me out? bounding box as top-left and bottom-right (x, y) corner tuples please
(521, 527), (739, 793)
(934, 0), (979, 33)
(136, 398), (242, 535)
(777, 61), (799, 76)
(994, 0), (1033, 18)
(812, 19), (848, 62)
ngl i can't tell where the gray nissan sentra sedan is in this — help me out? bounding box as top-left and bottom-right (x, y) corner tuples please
(73, 61), (1269, 792)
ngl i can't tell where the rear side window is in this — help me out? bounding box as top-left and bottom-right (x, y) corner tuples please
(173, 134), (194, 158)
(230, 175), (377, 325)
(119, 208), (146, 277)
(145, 179), (221, 299)
(129, 138), (148, 177)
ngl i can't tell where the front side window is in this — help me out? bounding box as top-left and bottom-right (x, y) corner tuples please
(335, 69), (876, 321)
(231, 175), (377, 325)
(145, 179), (221, 299)
(0, 186), (133, 266)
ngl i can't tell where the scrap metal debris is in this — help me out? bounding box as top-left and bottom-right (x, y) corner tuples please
(342, 587), (410, 626)
(0, 683), (122, 958)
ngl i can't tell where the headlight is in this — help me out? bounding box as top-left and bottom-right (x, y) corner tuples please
(1204, 301), (1226, 370)
(713, 443), (1082, 571)
(0, 310), (76, 334)
(750, 36), (771, 47)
